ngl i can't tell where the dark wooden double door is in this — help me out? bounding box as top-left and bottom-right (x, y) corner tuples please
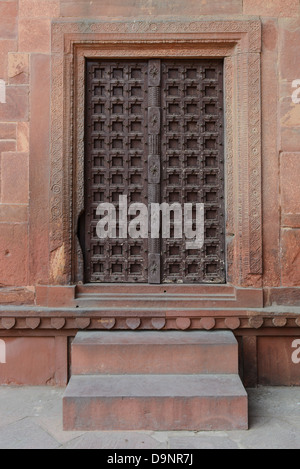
(83, 59), (225, 284)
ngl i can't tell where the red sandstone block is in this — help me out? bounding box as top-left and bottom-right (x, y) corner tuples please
(60, 0), (242, 17)
(0, 1), (17, 40)
(261, 19), (281, 287)
(35, 285), (76, 307)
(0, 204), (28, 223)
(8, 53), (29, 85)
(279, 20), (300, 82)
(258, 337), (300, 386)
(267, 287), (300, 307)
(281, 229), (300, 287)
(19, 19), (51, 53)
(0, 123), (16, 140)
(0, 140), (16, 154)
(0, 223), (28, 286)
(280, 153), (300, 226)
(0, 337), (56, 385)
(17, 122), (29, 152)
(0, 86), (29, 122)
(19, 0), (60, 18)
(0, 287), (34, 305)
(28, 54), (51, 285)
(0, 40), (17, 81)
(262, 19), (278, 52)
(63, 374), (248, 431)
(77, 284), (235, 295)
(278, 25), (300, 149)
(280, 128), (300, 153)
(72, 331), (239, 375)
(1, 152), (29, 204)
(244, 0), (299, 17)
(280, 85), (300, 152)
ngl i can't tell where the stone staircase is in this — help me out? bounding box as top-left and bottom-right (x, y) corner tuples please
(63, 331), (248, 431)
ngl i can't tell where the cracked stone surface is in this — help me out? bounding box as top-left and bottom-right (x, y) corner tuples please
(0, 387), (299, 449)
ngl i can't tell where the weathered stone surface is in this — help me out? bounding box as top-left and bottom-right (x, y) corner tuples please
(200, 318), (216, 330)
(71, 331), (239, 375)
(19, 0), (60, 18)
(50, 318), (66, 330)
(8, 53), (29, 85)
(0, 86), (29, 122)
(63, 374), (248, 431)
(64, 431), (166, 449)
(0, 1), (18, 40)
(0, 387), (299, 449)
(1, 318), (16, 329)
(267, 287), (300, 306)
(0, 287), (34, 305)
(0, 418), (60, 450)
(169, 435), (239, 449)
(225, 318), (241, 330)
(98, 318), (115, 330)
(0, 2), (299, 397)
(258, 336), (300, 385)
(279, 18), (300, 81)
(0, 39), (17, 81)
(0, 123), (16, 140)
(0, 223), (28, 286)
(242, 336), (258, 388)
(60, 0), (243, 17)
(75, 318), (91, 330)
(244, 0), (299, 17)
(281, 229), (300, 287)
(248, 317), (264, 329)
(25, 318), (41, 330)
(176, 318), (191, 330)
(17, 122), (29, 152)
(1, 152), (29, 204)
(0, 204), (28, 223)
(281, 153), (300, 227)
(280, 86), (300, 153)
(261, 19), (281, 287)
(0, 337), (56, 385)
(19, 19), (51, 53)
(126, 318), (141, 330)
(28, 54), (51, 285)
(35, 285), (76, 307)
(272, 317), (288, 327)
(279, 19), (300, 152)
(151, 318), (165, 330)
(0, 140), (16, 154)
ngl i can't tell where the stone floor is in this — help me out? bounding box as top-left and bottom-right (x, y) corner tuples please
(0, 386), (299, 449)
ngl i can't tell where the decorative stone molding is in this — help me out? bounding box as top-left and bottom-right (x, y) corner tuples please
(1, 310), (300, 332)
(50, 18), (263, 287)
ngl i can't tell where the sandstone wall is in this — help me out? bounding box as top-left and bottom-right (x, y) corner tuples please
(0, 0), (299, 294)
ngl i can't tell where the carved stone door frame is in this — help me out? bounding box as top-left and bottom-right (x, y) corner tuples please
(50, 18), (262, 288)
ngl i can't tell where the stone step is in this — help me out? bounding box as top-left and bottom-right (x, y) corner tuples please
(76, 284), (236, 296)
(75, 296), (238, 309)
(63, 374), (248, 431)
(71, 331), (239, 375)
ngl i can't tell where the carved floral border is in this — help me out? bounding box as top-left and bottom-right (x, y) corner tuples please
(50, 19), (262, 288)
